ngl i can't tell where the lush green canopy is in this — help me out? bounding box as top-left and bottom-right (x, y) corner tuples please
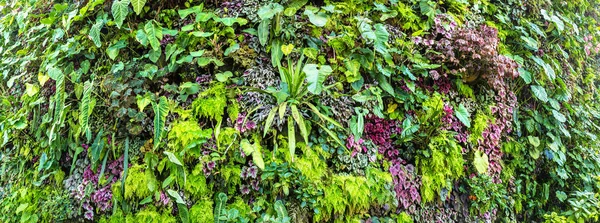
(1, 0), (600, 222)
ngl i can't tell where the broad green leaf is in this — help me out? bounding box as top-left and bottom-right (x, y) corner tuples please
(528, 136), (540, 147)
(241, 139), (255, 155)
(111, 0), (130, 29)
(303, 64), (332, 94)
(215, 71), (233, 82)
(189, 50), (205, 57)
(274, 200), (288, 219)
(131, 0), (146, 15)
(518, 68), (532, 84)
(291, 105), (308, 143)
(223, 43), (239, 56)
(455, 103), (471, 127)
(214, 193), (228, 222)
(167, 189), (185, 204)
(531, 85), (548, 103)
(190, 31), (213, 37)
(288, 116), (296, 162)
(79, 81), (94, 141)
(551, 15), (564, 33)
(89, 20), (103, 47)
(556, 191), (567, 202)
(178, 6), (202, 19)
(163, 151), (183, 166)
(257, 3), (284, 20)
(25, 83), (39, 97)
(303, 10), (328, 27)
(344, 59), (361, 83)
(520, 36), (539, 50)
(271, 40), (283, 67)
(552, 109), (566, 122)
(38, 73), (50, 86)
(152, 96), (170, 150)
(252, 146), (265, 170)
(178, 203), (189, 223)
(106, 40), (127, 60)
(145, 21), (160, 51)
(258, 20), (270, 46)
(473, 150), (489, 174)
(135, 29), (148, 46)
(530, 56), (555, 81)
(263, 107), (278, 136)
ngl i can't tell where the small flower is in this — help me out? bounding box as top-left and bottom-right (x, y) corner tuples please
(84, 210), (94, 220)
(248, 166), (258, 179)
(240, 185), (250, 194)
(206, 161), (216, 170)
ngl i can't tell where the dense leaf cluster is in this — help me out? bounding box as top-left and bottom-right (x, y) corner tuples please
(1, 0), (600, 222)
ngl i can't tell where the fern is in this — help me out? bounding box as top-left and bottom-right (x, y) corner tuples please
(469, 112), (493, 144)
(418, 132), (465, 203)
(192, 83), (227, 121)
(168, 120), (211, 157)
(189, 199), (214, 223)
(133, 206), (177, 223)
(152, 96), (170, 150)
(184, 164), (210, 199)
(294, 145), (329, 182)
(124, 164), (158, 200)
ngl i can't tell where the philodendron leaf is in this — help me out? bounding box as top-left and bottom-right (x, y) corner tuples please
(258, 20), (270, 46)
(214, 193), (228, 223)
(79, 81), (94, 142)
(303, 64), (332, 94)
(163, 151), (183, 166)
(152, 96), (170, 150)
(552, 109), (567, 122)
(274, 200), (288, 219)
(531, 85), (548, 103)
(136, 93), (152, 112)
(473, 150), (489, 175)
(257, 3), (284, 20)
(89, 20), (103, 47)
(303, 10), (328, 27)
(455, 103), (471, 127)
(240, 139), (265, 169)
(111, 0), (130, 29)
(131, 0), (146, 15)
(167, 189), (185, 204)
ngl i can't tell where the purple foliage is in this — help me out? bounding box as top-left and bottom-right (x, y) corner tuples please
(389, 159), (421, 209)
(364, 115), (402, 160)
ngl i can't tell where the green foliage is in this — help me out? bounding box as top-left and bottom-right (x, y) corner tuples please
(185, 163), (210, 199)
(153, 96), (170, 150)
(418, 132), (464, 203)
(192, 83), (228, 121)
(189, 200), (214, 223)
(2, 0), (600, 222)
(125, 164), (158, 200)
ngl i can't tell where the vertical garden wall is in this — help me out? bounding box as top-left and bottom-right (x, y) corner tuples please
(1, 0), (600, 222)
